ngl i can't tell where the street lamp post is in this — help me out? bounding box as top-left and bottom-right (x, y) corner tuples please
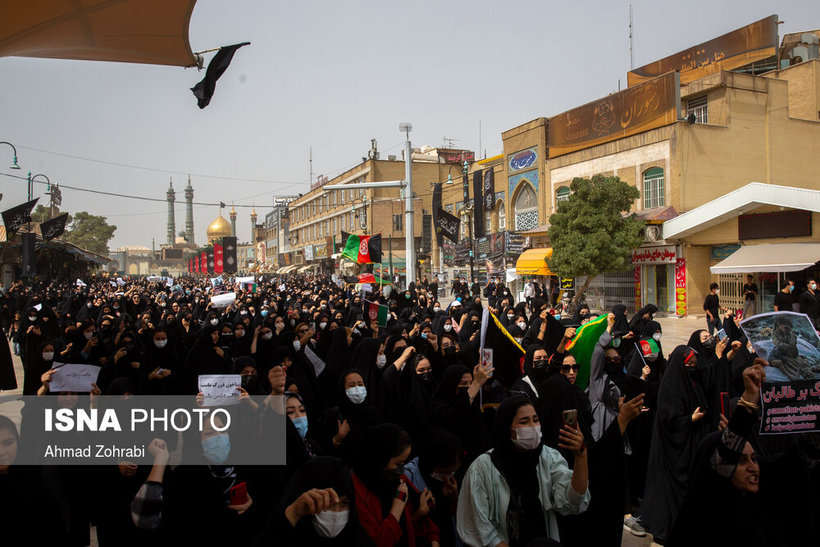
(0, 141), (21, 170)
(462, 160), (475, 282)
(400, 123), (415, 288)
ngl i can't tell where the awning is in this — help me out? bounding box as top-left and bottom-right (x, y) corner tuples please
(298, 265), (312, 273)
(710, 243), (820, 274)
(0, 1), (198, 67)
(521, 223), (550, 236)
(515, 248), (554, 276)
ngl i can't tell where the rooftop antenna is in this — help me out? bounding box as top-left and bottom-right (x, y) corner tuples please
(443, 136), (458, 149)
(629, 4), (634, 70)
(478, 120), (482, 159)
(309, 146), (313, 186)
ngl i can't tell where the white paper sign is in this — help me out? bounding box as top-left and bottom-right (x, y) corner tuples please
(49, 363), (100, 393)
(197, 374), (242, 406)
(210, 292), (237, 308)
(236, 276), (255, 284)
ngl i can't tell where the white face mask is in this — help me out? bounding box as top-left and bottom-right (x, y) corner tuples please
(209, 319), (219, 326)
(346, 385), (367, 404)
(443, 324), (452, 332)
(261, 332), (273, 341)
(319, 322), (327, 329)
(313, 509), (349, 538)
(376, 354), (387, 369)
(715, 289), (720, 294)
(292, 340), (301, 351)
(517, 321), (526, 330)
(42, 352), (54, 361)
(433, 306), (441, 312)
(154, 339), (168, 349)
(507, 314), (515, 321)
(84, 331), (95, 340)
(812, 283), (818, 291)
(652, 332), (662, 341)
(511, 425), (542, 451)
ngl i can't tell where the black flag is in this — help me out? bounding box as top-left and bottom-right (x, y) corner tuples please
(435, 208), (460, 243)
(2, 198), (38, 240)
(39, 213), (69, 242)
(191, 42), (250, 108)
(483, 169), (495, 211)
(473, 171), (485, 238)
(432, 183), (443, 245)
(222, 236), (238, 274)
(21, 232), (36, 277)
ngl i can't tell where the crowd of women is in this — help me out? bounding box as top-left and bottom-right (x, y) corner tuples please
(0, 273), (818, 546)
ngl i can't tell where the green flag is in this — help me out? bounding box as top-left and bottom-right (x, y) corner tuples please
(341, 232), (382, 263)
(565, 314), (609, 390)
(364, 300), (389, 327)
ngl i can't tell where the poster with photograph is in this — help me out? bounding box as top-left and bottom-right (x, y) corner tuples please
(740, 311), (820, 434)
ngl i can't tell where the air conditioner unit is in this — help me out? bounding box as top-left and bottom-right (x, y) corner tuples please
(645, 225), (661, 242)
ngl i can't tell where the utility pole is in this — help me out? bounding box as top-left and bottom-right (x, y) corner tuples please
(400, 123), (415, 287)
(462, 160), (474, 281)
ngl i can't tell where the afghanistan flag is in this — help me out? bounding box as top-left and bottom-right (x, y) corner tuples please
(479, 308), (525, 388)
(214, 242), (224, 274)
(364, 300), (389, 327)
(341, 231), (382, 263)
(39, 213), (69, 242)
(2, 198), (38, 239)
(565, 314), (609, 390)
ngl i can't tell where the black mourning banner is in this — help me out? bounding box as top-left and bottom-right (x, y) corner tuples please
(21, 232), (36, 277)
(191, 42), (250, 108)
(473, 171), (485, 238)
(436, 208), (460, 243)
(207, 249), (215, 274)
(222, 236), (238, 273)
(483, 169), (495, 211)
(39, 213), (69, 242)
(432, 183), (443, 245)
(2, 198), (38, 240)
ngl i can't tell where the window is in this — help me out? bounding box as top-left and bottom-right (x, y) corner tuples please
(394, 214), (402, 232)
(341, 190), (345, 204)
(556, 186), (571, 203)
(485, 210), (492, 233)
(342, 215), (346, 229)
(498, 201), (505, 231)
(687, 95), (707, 124)
(514, 183), (538, 231)
(643, 167), (665, 209)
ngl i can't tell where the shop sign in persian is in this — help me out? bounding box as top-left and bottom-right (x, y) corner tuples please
(632, 245), (676, 265)
(675, 258), (687, 316)
(549, 72), (679, 158)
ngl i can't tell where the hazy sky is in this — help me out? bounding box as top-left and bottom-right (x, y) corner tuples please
(1, 1), (817, 249)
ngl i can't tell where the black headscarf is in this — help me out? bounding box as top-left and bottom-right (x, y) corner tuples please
(611, 304), (630, 338)
(351, 423), (409, 512)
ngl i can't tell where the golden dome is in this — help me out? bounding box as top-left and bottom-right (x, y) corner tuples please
(207, 214), (231, 243)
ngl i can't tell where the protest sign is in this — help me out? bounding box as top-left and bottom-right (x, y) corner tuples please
(49, 363), (100, 393)
(210, 292), (236, 308)
(740, 311), (820, 434)
(197, 374), (242, 406)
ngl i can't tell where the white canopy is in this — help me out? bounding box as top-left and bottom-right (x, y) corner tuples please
(710, 243), (820, 274)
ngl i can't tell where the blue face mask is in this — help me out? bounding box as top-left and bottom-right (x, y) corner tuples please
(292, 416), (308, 439)
(346, 385), (367, 404)
(261, 310), (269, 317)
(201, 433), (231, 465)
(554, 313), (561, 320)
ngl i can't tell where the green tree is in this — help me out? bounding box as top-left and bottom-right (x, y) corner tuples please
(63, 211), (117, 255)
(30, 204), (71, 225)
(547, 174), (644, 307)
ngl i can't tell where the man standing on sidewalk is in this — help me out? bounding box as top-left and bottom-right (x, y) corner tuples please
(703, 283), (727, 334)
(742, 274), (758, 319)
(800, 278), (819, 328)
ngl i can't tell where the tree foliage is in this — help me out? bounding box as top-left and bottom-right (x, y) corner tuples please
(30, 204), (72, 225)
(547, 174), (644, 303)
(63, 211), (117, 255)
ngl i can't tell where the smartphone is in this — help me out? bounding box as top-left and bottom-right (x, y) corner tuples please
(716, 328), (728, 343)
(309, 321), (316, 331)
(562, 409), (578, 427)
(155, 367), (164, 375)
(720, 391), (732, 419)
(230, 482), (248, 505)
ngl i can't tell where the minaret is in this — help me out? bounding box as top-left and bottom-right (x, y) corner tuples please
(166, 178), (176, 244)
(250, 207), (258, 239)
(229, 205), (237, 237)
(184, 175), (195, 245)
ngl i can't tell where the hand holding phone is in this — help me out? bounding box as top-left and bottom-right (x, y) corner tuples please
(230, 482), (248, 506)
(562, 409), (578, 428)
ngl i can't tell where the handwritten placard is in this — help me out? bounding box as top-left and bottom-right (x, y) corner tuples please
(198, 374), (242, 406)
(49, 363), (100, 393)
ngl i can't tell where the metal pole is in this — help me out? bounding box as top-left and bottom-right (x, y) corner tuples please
(401, 124), (415, 288)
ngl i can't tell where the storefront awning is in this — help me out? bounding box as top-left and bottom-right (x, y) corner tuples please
(515, 248), (554, 276)
(0, 0), (198, 67)
(710, 243), (820, 274)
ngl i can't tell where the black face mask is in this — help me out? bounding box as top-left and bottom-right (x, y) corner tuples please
(604, 358), (623, 375)
(443, 346), (456, 356)
(457, 386), (469, 396)
(701, 337), (716, 349)
(241, 374), (258, 390)
(419, 371), (433, 383)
